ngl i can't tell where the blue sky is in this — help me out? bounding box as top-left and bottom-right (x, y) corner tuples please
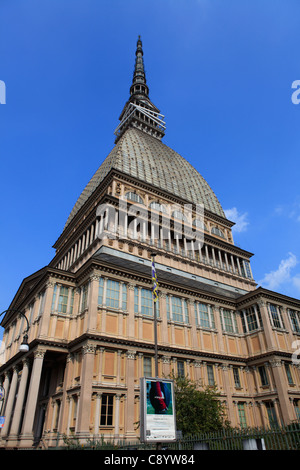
(1, 0), (300, 334)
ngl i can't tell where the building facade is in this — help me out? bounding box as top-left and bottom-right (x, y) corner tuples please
(1, 37), (300, 449)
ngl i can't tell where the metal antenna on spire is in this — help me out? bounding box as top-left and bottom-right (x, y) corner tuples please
(114, 37), (166, 142)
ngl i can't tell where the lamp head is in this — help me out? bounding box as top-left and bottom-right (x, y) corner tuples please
(19, 334), (29, 353)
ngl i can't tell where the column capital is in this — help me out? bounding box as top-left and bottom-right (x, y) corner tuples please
(126, 350), (136, 359)
(33, 348), (46, 359)
(82, 343), (97, 355)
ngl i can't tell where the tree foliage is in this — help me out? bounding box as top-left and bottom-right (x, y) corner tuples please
(170, 374), (230, 436)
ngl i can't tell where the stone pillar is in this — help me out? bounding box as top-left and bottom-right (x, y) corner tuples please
(76, 342), (96, 439)
(193, 360), (202, 384)
(94, 392), (102, 435)
(38, 280), (55, 339)
(162, 356), (171, 377)
(270, 359), (295, 424)
(213, 305), (225, 353)
(257, 300), (277, 350)
(127, 284), (135, 340)
(87, 275), (100, 332)
(1, 372), (10, 415)
(66, 396), (72, 436)
(125, 350), (136, 439)
(20, 349), (45, 444)
(9, 359), (30, 438)
(1, 366), (19, 438)
(114, 394), (121, 438)
(187, 299), (197, 349)
(57, 354), (73, 436)
(159, 292), (168, 345)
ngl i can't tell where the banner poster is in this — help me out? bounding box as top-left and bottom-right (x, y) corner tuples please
(140, 377), (176, 442)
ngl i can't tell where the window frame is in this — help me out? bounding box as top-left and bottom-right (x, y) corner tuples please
(100, 394), (114, 426)
(258, 365), (269, 387)
(166, 295), (189, 324)
(207, 364), (215, 386)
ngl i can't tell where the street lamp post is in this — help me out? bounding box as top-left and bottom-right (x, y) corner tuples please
(151, 252), (159, 378)
(0, 309), (30, 353)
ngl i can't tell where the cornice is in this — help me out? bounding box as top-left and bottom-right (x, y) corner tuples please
(236, 286), (300, 309)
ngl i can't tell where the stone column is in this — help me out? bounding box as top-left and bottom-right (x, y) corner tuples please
(257, 300), (277, 350)
(193, 360), (202, 384)
(93, 392), (102, 435)
(159, 292), (168, 345)
(76, 342), (96, 439)
(1, 372), (10, 415)
(20, 349), (46, 444)
(127, 284), (135, 340)
(9, 359), (30, 438)
(213, 305), (225, 353)
(188, 299), (197, 350)
(1, 366), (19, 438)
(38, 280), (55, 338)
(58, 353), (73, 436)
(270, 359), (295, 424)
(114, 394), (121, 438)
(125, 350), (136, 439)
(87, 275), (100, 332)
(66, 396), (72, 436)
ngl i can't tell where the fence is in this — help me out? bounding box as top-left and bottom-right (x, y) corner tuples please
(60, 422), (300, 450)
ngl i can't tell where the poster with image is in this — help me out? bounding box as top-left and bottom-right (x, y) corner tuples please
(140, 377), (176, 442)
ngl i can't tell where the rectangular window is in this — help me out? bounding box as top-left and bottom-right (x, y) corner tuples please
(143, 357), (152, 377)
(245, 306), (258, 331)
(166, 295), (189, 324)
(285, 363), (294, 385)
(106, 280), (119, 309)
(258, 366), (269, 387)
(177, 360), (185, 378)
(265, 402), (278, 428)
(294, 399), (300, 420)
(52, 285), (57, 311)
(269, 304), (282, 328)
(52, 285), (74, 314)
(237, 403), (247, 428)
(58, 286), (69, 313)
(38, 291), (46, 315)
(100, 394), (114, 426)
(207, 364), (215, 386)
(81, 283), (89, 311)
(195, 303), (215, 329)
(121, 283), (127, 310)
(221, 309), (238, 333)
(98, 277), (104, 304)
(134, 287), (160, 317)
(98, 278), (127, 310)
(243, 260), (252, 279)
(233, 367), (241, 388)
(289, 309), (300, 333)
(172, 296), (184, 323)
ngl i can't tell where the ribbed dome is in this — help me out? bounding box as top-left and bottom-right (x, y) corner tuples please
(64, 127), (225, 229)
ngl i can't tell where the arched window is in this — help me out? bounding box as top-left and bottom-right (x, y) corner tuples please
(125, 192), (144, 204)
(192, 219), (208, 231)
(172, 210), (188, 222)
(149, 201), (168, 214)
(211, 226), (225, 238)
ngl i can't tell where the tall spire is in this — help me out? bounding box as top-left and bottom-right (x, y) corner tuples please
(130, 35), (149, 98)
(114, 36), (166, 143)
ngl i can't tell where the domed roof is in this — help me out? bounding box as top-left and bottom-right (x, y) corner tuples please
(64, 127), (225, 229)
